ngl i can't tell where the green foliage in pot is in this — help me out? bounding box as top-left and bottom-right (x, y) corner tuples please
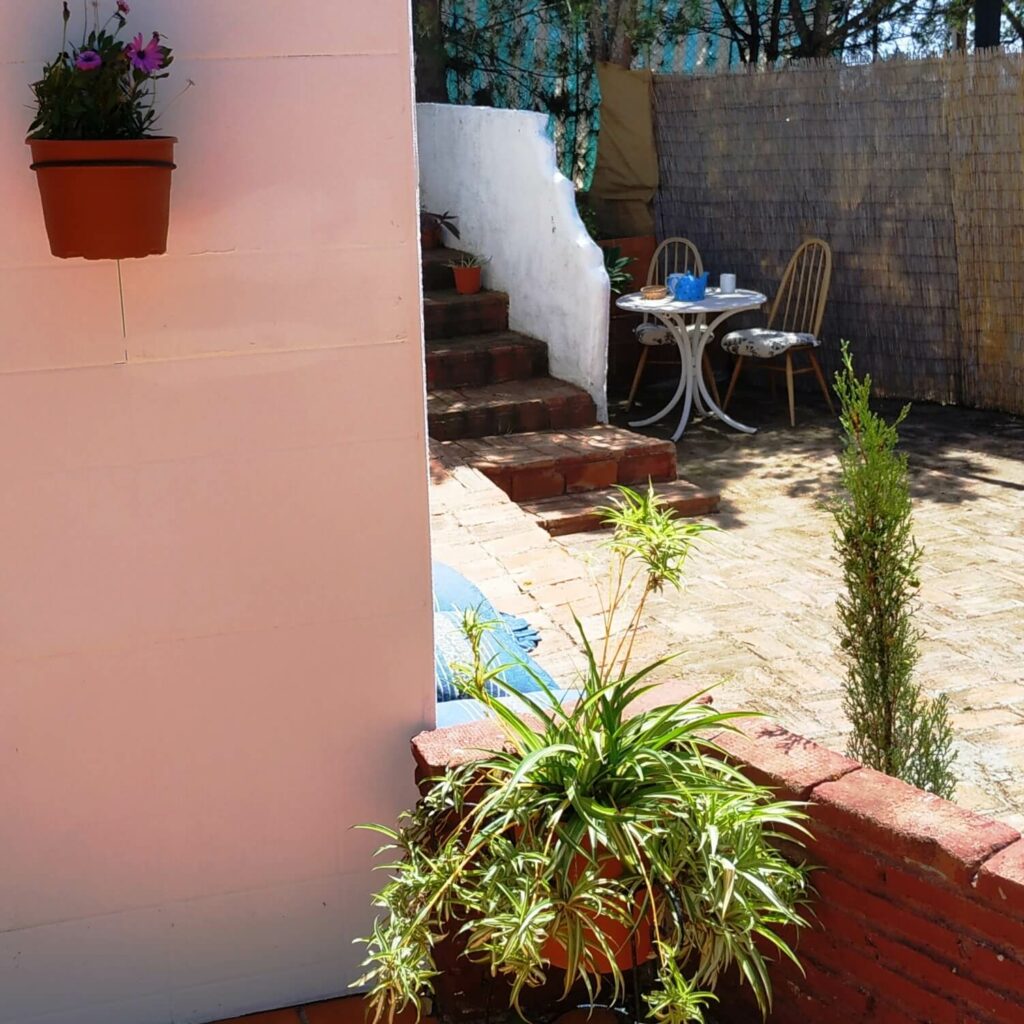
(420, 209), (461, 242)
(29, 2), (178, 140)
(446, 254), (491, 269)
(604, 245), (635, 296)
(356, 486), (811, 1024)
(574, 193), (636, 295)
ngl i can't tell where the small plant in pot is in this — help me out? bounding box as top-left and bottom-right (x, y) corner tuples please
(604, 245), (635, 296)
(27, 1), (183, 260)
(447, 253), (490, 296)
(357, 487), (811, 1024)
(420, 209), (460, 251)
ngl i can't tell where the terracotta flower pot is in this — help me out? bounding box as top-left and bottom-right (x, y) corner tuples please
(452, 265), (482, 295)
(541, 847), (654, 974)
(27, 136), (176, 260)
(421, 224), (443, 250)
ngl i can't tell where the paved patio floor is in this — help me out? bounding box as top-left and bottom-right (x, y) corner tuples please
(585, 385), (1024, 829)
(430, 383), (1024, 829)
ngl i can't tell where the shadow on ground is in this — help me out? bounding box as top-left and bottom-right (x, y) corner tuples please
(610, 377), (1024, 529)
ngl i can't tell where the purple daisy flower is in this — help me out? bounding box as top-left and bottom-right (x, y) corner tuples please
(117, 0), (131, 12)
(125, 32), (163, 73)
(74, 49), (102, 71)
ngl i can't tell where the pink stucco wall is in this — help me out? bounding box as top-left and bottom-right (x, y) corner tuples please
(0, 3), (432, 1023)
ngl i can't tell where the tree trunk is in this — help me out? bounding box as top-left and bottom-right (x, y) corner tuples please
(412, 0), (448, 103)
(975, 0), (1002, 47)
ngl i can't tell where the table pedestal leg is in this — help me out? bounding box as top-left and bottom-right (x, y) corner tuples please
(671, 314), (703, 441)
(628, 317), (690, 430)
(693, 311), (757, 434)
(623, 300), (758, 438)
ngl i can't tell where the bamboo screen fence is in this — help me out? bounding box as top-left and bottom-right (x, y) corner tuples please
(653, 51), (1024, 413)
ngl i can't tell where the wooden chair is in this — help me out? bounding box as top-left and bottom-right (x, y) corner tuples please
(721, 238), (835, 427)
(625, 237), (720, 410)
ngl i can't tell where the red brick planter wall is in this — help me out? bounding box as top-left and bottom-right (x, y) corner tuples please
(411, 693), (1024, 1024)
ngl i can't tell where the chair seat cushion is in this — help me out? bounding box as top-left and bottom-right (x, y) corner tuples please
(635, 322), (707, 347)
(721, 328), (819, 358)
(634, 322), (672, 346)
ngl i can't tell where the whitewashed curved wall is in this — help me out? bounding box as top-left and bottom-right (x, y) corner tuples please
(417, 104), (610, 420)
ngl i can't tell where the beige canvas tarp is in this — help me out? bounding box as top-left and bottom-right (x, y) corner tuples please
(589, 63), (659, 238)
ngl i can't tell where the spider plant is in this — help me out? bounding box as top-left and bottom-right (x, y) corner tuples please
(356, 485), (811, 1024)
(446, 253), (491, 269)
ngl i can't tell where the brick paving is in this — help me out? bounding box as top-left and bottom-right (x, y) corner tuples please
(589, 389), (1024, 828)
(431, 385), (1024, 830)
(429, 443), (589, 684)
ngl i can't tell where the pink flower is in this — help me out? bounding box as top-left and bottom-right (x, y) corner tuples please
(116, 0), (130, 12)
(125, 32), (163, 73)
(74, 49), (102, 71)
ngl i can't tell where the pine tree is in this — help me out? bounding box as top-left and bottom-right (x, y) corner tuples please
(832, 344), (957, 799)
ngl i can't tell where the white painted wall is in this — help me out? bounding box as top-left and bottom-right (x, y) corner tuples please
(0, 3), (431, 1023)
(417, 104), (610, 420)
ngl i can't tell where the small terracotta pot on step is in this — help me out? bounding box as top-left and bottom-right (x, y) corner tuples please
(28, 136), (177, 260)
(421, 224), (442, 250)
(452, 265), (482, 295)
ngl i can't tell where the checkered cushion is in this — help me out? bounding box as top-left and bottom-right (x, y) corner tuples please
(721, 328), (819, 358)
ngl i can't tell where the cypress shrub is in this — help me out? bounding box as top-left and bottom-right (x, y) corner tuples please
(832, 344), (957, 799)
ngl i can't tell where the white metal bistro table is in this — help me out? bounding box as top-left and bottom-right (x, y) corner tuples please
(617, 288), (767, 440)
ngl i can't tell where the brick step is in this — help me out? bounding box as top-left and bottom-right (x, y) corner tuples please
(522, 479), (720, 536)
(426, 331), (548, 391)
(424, 289), (508, 340)
(433, 425), (677, 501)
(428, 378), (596, 442)
(421, 247), (470, 291)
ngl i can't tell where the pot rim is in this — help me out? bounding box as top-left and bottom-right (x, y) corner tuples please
(26, 135), (178, 146)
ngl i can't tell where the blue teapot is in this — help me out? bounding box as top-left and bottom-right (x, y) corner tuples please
(666, 271), (709, 301)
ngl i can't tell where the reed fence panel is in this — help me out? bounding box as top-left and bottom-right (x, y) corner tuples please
(653, 52), (1024, 413)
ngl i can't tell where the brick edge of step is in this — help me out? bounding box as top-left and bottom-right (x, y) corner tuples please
(421, 247), (469, 290)
(423, 290), (510, 340)
(428, 383), (598, 443)
(426, 332), (548, 391)
(521, 481), (721, 536)
(438, 426), (678, 499)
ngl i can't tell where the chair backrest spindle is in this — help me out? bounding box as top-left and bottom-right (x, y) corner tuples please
(639, 238), (704, 329)
(649, 237), (703, 286)
(767, 238), (832, 337)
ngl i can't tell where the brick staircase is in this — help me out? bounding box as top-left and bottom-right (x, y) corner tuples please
(423, 248), (719, 534)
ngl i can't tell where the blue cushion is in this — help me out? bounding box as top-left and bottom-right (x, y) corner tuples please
(433, 562), (557, 703)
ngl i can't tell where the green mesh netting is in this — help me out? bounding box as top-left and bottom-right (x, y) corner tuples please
(443, 0), (601, 189)
(440, 1), (740, 190)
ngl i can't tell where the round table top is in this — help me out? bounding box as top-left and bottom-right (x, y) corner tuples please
(616, 287), (767, 314)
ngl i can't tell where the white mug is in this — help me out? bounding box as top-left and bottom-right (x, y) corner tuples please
(720, 273), (737, 294)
